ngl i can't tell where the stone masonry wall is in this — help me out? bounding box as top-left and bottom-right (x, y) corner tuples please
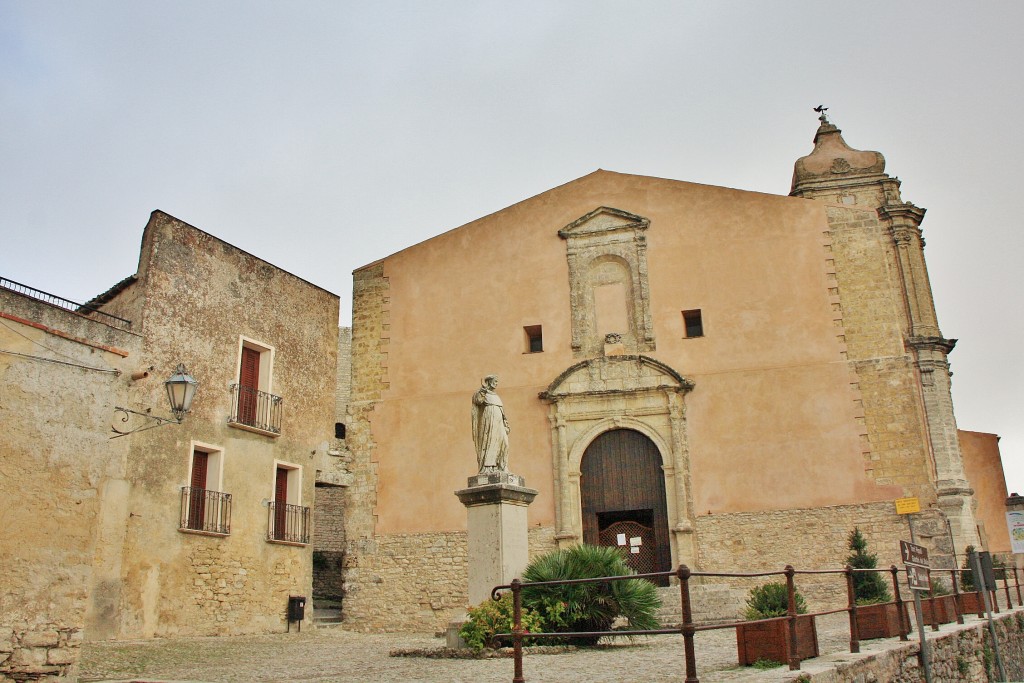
(335, 326), (352, 424)
(313, 485), (346, 600)
(342, 526), (558, 632)
(1, 290), (136, 682)
(825, 206), (937, 502)
(816, 610), (1024, 682)
(183, 542), (307, 636)
(695, 501), (950, 610)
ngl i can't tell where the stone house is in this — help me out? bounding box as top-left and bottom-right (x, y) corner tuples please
(1, 211), (339, 680)
(1, 279), (136, 681)
(338, 116), (1012, 631)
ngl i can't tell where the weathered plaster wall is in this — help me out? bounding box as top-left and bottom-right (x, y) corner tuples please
(85, 211), (339, 639)
(340, 170), (923, 630)
(960, 430), (1011, 553)
(0, 291), (136, 682)
(350, 171), (894, 540)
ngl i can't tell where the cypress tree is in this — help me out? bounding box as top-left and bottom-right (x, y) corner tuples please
(848, 528), (892, 604)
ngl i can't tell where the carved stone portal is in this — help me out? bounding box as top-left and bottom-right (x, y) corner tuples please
(539, 355), (697, 569)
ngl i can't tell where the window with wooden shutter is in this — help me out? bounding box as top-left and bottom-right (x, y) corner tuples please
(180, 444), (229, 536)
(238, 346), (260, 424)
(187, 450), (209, 530)
(274, 467), (289, 540)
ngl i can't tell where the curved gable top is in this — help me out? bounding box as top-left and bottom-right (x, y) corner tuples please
(558, 206), (649, 239)
(540, 355), (694, 400)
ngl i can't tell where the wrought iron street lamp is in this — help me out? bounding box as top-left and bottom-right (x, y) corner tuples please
(111, 363), (198, 438)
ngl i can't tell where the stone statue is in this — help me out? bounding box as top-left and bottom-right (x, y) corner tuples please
(471, 375), (509, 472)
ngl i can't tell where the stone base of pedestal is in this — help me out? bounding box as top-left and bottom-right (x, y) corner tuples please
(445, 619), (468, 648)
(455, 471), (538, 608)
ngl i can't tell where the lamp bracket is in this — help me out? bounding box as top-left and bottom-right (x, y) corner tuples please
(110, 407), (182, 438)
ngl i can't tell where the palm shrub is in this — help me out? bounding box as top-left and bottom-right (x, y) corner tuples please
(847, 528), (892, 605)
(743, 582), (807, 620)
(521, 544), (661, 645)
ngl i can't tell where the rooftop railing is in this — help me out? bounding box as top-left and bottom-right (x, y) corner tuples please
(0, 276), (132, 331)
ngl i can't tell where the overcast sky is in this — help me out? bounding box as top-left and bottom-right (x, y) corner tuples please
(2, 2), (1022, 494)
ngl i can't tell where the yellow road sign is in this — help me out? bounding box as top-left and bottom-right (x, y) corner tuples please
(895, 497), (920, 515)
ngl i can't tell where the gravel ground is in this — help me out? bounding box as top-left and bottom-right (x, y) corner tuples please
(80, 613), (857, 683)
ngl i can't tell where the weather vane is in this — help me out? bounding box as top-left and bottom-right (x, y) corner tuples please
(813, 104), (830, 123)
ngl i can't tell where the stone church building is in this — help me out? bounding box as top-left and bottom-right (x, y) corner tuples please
(338, 116), (1011, 631)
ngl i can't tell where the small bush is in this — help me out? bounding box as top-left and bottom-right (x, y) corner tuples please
(961, 545), (977, 591)
(926, 578), (951, 597)
(459, 593), (545, 653)
(743, 582), (807, 620)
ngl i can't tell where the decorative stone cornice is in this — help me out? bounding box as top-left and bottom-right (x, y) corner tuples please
(878, 202), (927, 225)
(908, 335), (957, 355)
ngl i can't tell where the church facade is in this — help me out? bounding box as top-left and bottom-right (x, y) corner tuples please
(339, 117), (1006, 631)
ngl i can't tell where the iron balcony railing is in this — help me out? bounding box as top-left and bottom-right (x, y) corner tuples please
(0, 276), (132, 331)
(179, 487), (232, 535)
(267, 501), (310, 544)
(228, 384), (282, 434)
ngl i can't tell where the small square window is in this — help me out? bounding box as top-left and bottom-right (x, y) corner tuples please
(524, 325), (543, 353)
(682, 310), (703, 338)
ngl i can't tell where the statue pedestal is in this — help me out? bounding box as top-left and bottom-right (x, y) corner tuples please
(455, 471), (538, 607)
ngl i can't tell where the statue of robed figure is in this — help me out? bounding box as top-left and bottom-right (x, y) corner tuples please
(471, 374), (509, 472)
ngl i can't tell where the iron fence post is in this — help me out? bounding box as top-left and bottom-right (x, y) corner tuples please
(785, 565), (800, 671)
(512, 579), (524, 683)
(950, 568), (964, 624)
(677, 565), (698, 683)
(891, 565), (909, 641)
(1015, 566), (1023, 607)
(845, 565), (860, 653)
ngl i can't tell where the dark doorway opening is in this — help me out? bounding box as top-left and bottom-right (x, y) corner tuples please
(581, 429), (671, 586)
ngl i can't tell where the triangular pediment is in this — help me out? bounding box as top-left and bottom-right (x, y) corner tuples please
(558, 206), (649, 239)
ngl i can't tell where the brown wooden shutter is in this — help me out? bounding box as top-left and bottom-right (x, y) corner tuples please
(239, 347), (261, 425)
(191, 451), (209, 490)
(240, 347), (260, 389)
(188, 451), (209, 530)
(274, 467), (289, 540)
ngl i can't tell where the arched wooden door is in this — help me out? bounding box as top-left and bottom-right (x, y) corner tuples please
(580, 429), (670, 585)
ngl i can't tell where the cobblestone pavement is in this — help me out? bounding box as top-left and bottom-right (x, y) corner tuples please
(79, 612), (883, 683)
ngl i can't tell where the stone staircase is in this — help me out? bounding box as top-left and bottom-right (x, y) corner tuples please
(312, 598), (343, 628)
(655, 583), (746, 626)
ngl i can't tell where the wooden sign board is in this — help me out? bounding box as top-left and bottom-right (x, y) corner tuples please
(895, 497), (921, 515)
(907, 564), (930, 592)
(900, 540), (929, 568)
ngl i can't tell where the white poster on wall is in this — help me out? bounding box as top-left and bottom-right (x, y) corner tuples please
(1007, 511), (1024, 554)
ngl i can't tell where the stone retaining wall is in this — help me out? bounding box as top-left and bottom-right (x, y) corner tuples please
(808, 610), (1024, 682)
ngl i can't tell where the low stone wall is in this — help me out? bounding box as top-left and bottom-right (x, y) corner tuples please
(695, 501), (950, 610)
(0, 625), (81, 682)
(804, 610), (1024, 682)
(343, 526), (559, 632)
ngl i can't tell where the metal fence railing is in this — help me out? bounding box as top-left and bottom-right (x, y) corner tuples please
(0, 276), (132, 331)
(491, 563), (1023, 683)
